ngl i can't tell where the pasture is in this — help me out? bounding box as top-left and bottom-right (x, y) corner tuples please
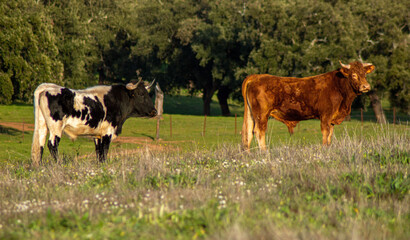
(0, 99), (409, 239)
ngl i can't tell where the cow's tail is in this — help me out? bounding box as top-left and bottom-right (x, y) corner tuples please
(241, 75), (255, 151)
(31, 84), (48, 166)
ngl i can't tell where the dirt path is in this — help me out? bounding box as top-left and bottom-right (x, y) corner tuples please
(0, 121), (180, 154)
(0, 121), (34, 132)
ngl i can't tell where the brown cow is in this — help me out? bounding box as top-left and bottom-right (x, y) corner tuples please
(242, 61), (375, 151)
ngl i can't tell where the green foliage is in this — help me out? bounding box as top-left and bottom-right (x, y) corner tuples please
(387, 46), (410, 114)
(0, 0), (63, 102)
(0, 0), (408, 114)
(44, 0), (92, 89)
(0, 72), (13, 104)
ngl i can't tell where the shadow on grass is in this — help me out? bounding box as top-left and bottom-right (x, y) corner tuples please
(0, 126), (25, 136)
(140, 133), (155, 141)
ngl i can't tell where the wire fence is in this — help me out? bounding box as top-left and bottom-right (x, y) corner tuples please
(347, 107), (409, 124)
(155, 108), (408, 140)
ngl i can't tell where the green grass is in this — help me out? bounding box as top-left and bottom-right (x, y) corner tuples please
(0, 129), (409, 239)
(0, 97), (409, 239)
(0, 97), (408, 162)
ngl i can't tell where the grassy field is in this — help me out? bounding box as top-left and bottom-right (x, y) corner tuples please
(0, 97), (409, 239)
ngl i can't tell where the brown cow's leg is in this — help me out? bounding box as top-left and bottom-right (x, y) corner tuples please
(320, 120), (331, 145)
(254, 115), (269, 151)
(287, 125), (294, 135)
(242, 97), (255, 152)
(327, 124), (335, 144)
(242, 103), (254, 151)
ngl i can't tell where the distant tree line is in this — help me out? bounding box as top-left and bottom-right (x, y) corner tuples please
(0, 0), (408, 115)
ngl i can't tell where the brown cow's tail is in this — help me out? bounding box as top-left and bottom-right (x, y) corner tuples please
(242, 76), (253, 119)
(241, 75), (255, 151)
(31, 84), (47, 166)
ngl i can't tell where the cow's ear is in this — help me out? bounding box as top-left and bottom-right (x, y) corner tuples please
(364, 64), (375, 74)
(339, 67), (349, 77)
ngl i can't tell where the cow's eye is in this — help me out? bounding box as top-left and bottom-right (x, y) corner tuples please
(352, 73), (358, 79)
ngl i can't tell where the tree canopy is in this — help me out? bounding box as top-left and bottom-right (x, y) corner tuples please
(0, 0), (408, 114)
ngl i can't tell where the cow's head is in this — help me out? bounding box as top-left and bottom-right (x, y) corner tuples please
(339, 61), (374, 94)
(126, 79), (157, 117)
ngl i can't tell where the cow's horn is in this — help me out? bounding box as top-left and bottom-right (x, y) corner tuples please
(339, 60), (351, 69)
(126, 78), (143, 90)
(362, 63), (373, 67)
(145, 79), (155, 90)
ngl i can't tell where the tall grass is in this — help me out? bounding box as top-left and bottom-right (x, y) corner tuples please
(0, 124), (408, 239)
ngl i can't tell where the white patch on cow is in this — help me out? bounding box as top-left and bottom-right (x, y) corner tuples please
(62, 118), (117, 140)
(73, 86), (111, 114)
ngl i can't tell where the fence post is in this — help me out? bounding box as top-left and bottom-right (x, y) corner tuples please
(155, 83), (164, 140)
(203, 115), (207, 137)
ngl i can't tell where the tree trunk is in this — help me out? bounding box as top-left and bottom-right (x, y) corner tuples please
(194, 63), (216, 116)
(368, 90), (387, 124)
(155, 83), (164, 117)
(98, 66), (105, 85)
(203, 85), (216, 116)
(155, 83), (164, 140)
(217, 86), (231, 116)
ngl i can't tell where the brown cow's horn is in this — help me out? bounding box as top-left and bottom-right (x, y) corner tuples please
(362, 63), (373, 67)
(126, 78), (143, 90)
(339, 60), (351, 69)
(145, 79), (155, 90)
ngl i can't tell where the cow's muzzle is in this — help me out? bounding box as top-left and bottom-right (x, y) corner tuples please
(359, 83), (371, 93)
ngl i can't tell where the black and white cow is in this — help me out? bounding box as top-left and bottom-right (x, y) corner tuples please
(31, 79), (157, 165)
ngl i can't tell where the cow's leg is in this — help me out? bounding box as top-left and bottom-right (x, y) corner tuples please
(327, 124), (335, 144)
(46, 121), (63, 162)
(254, 113), (269, 151)
(288, 121), (299, 136)
(47, 135), (61, 161)
(33, 113), (48, 165)
(320, 120), (331, 145)
(94, 138), (102, 161)
(242, 102), (255, 151)
(38, 123), (48, 164)
(97, 134), (112, 163)
(286, 124), (294, 136)
(32, 100), (49, 165)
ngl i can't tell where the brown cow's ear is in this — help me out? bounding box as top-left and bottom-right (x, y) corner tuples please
(339, 67), (349, 77)
(364, 64), (375, 74)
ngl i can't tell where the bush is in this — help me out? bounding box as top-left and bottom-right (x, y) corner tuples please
(0, 72), (13, 104)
